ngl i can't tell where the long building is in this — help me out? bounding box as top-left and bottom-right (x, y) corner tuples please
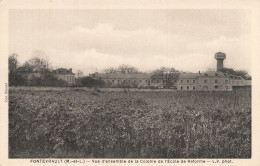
(90, 72), (164, 88)
(90, 52), (251, 91)
(176, 71), (250, 91)
(176, 52), (250, 91)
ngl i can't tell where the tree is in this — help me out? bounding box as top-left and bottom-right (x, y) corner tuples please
(151, 67), (180, 88)
(9, 71), (27, 86)
(117, 64), (140, 74)
(103, 64), (141, 74)
(27, 50), (50, 72)
(28, 74), (68, 86)
(17, 61), (33, 72)
(79, 76), (105, 87)
(104, 67), (117, 74)
(9, 54), (18, 72)
(220, 68), (251, 80)
(8, 54), (28, 86)
(76, 70), (84, 78)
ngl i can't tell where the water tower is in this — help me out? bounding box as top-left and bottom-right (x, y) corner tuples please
(215, 52), (226, 71)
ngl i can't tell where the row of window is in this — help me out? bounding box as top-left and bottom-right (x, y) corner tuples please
(181, 79), (196, 83)
(180, 85), (229, 90)
(180, 79), (229, 84)
(67, 76), (75, 82)
(180, 86), (196, 90)
(111, 79), (149, 83)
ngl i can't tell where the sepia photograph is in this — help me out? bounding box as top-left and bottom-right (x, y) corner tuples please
(7, 8), (253, 159)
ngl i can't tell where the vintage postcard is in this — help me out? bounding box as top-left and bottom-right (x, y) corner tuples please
(1, 0), (260, 166)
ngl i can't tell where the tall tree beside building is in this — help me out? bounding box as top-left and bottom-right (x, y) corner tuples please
(151, 67), (180, 88)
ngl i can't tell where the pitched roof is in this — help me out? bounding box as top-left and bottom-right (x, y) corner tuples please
(200, 71), (226, 77)
(179, 73), (200, 79)
(179, 71), (227, 79)
(53, 68), (75, 75)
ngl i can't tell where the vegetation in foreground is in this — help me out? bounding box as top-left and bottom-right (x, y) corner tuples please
(9, 90), (251, 158)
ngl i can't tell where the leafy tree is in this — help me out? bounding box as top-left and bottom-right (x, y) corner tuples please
(28, 74), (68, 86)
(76, 70), (84, 78)
(117, 64), (140, 74)
(17, 62), (34, 72)
(9, 71), (27, 86)
(103, 64), (141, 74)
(79, 76), (105, 87)
(220, 68), (251, 80)
(27, 50), (50, 72)
(9, 54), (27, 86)
(9, 54), (18, 72)
(151, 67), (180, 88)
(104, 67), (117, 74)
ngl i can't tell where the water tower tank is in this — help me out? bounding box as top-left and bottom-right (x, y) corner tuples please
(215, 52), (226, 71)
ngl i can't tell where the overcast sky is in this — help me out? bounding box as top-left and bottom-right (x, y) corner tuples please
(9, 9), (251, 75)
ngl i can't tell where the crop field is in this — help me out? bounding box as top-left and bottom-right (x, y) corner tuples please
(9, 89), (251, 158)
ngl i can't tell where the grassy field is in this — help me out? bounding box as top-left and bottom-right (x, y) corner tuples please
(9, 88), (251, 158)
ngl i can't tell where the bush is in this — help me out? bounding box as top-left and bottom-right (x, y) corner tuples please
(9, 71), (28, 86)
(28, 74), (68, 87)
(78, 76), (105, 87)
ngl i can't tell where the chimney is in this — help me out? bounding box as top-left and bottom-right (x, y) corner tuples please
(69, 68), (72, 73)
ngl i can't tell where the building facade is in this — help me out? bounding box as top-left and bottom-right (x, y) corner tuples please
(176, 52), (251, 91)
(52, 68), (76, 84)
(90, 72), (164, 88)
(177, 71), (234, 91)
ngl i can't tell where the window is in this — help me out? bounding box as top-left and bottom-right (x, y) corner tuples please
(193, 86), (195, 90)
(181, 80), (183, 83)
(215, 79), (218, 83)
(204, 79), (207, 83)
(193, 80), (195, 83)
(187, 86), (189, 90)
(215, 85), (218, 89)
(225, 80), (228, 83)
(145, 80), (148, 83)
(187, 80), (189, 83)
(181, 86), (183, 90)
